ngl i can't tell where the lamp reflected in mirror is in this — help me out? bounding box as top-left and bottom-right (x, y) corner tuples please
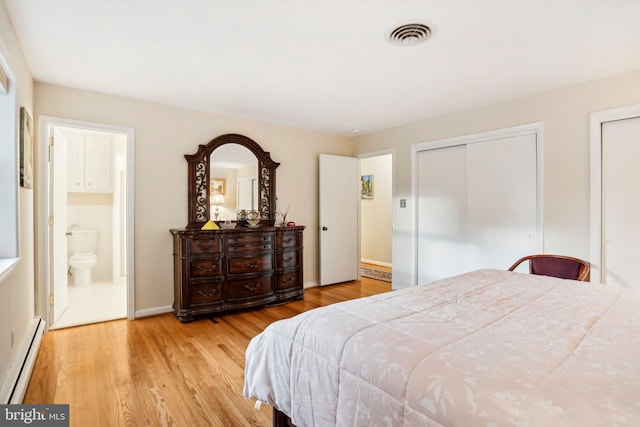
(212, 193), (226, 221)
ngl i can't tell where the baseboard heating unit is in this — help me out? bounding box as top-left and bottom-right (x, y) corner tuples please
(0, 317), (45, 404)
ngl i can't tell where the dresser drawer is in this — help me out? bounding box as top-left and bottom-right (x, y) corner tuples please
(227, 276), (273, 300)
(226, 232), (274, 253)
(276, 250), (301, 269)
(227, 241), (273, 254)
(275, 271), (302, 291)
(227, 254), (273, 275)
(189, 237), (222, 255)
(189, 282), (223, 305)
(189, 258), (223, 278)
(277, 232), (300, 248)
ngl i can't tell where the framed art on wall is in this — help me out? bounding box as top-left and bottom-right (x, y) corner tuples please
(20, 107), (33, 189)
(361, 175), (373, 199)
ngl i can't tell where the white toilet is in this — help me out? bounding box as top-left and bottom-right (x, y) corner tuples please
(68, 228), (98, 287)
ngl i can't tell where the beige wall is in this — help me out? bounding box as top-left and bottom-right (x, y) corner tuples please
(353, 68), (640, 289)
(0, 1), (34, 398)
(34, 83), (352, 313)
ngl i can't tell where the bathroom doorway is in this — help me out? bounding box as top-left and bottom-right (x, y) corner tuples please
(37, 116), (135, 330)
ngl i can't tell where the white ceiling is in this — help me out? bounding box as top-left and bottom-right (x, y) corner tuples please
(5, 0), (640, 136)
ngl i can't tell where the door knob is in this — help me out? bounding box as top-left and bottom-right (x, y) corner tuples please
(322, 226), (328, 231)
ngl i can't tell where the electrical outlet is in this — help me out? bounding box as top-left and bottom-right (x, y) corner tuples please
(400, 199), (407, 208)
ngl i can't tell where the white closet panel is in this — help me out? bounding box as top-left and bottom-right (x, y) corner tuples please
(417, 133), (538, 284)
(417, 145), (467, 284)
(602, 117), (640, 288)
(466, 135), (538, 271)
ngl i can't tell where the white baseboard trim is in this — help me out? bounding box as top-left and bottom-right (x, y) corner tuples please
(361, 258), (392, 268)
(134, 305), (174, 318)
(303, 281), (318, 289)
(0, 317), (45, 404)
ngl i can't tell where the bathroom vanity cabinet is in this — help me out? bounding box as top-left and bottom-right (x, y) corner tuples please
(170, 226), (305, 322)
(67, 132), (113, 192)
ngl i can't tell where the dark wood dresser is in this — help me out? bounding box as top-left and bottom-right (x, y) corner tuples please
(170, 225), (305, 322)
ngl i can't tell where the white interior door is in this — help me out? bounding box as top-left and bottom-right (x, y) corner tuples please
(51, 127), (69, 324)
(602, 117), (640, 288)
(237, 176), (257, 211)
(319, 154), (358, 285)
(113, 152), (127, 285)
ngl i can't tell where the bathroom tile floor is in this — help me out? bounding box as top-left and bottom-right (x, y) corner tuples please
(52, 281), (127, 329)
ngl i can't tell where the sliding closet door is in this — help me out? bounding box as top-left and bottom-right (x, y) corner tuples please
(602, 117), (640, 288)
(417, 145), (467, 284)
(466, 135), (538, 271)
(417, 133), (538, 284)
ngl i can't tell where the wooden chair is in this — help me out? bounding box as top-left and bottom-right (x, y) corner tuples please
(508, 254), (590, 282)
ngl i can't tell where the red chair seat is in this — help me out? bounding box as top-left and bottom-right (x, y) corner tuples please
(508, 254), (590, 282)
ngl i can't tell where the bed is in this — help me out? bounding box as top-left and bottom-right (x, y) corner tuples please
(243, 269), (640, 426)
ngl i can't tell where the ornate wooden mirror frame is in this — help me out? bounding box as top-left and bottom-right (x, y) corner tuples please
(185, 133), (280, 228)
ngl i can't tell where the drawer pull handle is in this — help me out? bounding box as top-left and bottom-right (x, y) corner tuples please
(263, 245), (271, 249)
(282, 278), (294, 285)
(284, 238), (293, 243)
(245, 261), (261, 268)
(244, 282), (262, 291)
(197, 289), (218, 297)
(196, 265), (217, 273)
(284, 256), (294, 262)
(197, 244), (214, 251)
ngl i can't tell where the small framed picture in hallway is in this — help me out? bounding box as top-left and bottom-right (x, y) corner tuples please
(361, 175), (373, 199)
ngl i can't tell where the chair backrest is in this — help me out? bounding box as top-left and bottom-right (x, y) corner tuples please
(508, 254), (590, 281)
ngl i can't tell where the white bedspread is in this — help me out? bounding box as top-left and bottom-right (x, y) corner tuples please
(243, 269), (640, 426)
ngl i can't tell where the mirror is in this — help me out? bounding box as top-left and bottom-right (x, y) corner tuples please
(210, 144), (258, 220)
(185, 134), (279, 228)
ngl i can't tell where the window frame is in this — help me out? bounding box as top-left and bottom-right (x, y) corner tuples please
(0, 44), (20, 278)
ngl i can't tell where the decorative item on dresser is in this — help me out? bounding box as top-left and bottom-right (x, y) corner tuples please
(171, 133), (305, 322)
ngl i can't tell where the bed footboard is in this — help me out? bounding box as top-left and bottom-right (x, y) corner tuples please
(273, 408), (296, 427)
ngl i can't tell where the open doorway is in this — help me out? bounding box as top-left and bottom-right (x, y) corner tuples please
(318, 151), (394, 287)
(37, 116), (135, 329)
(359, 152), (393, 284)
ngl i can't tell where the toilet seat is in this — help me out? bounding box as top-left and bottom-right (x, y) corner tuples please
(70, 252), (97, 261)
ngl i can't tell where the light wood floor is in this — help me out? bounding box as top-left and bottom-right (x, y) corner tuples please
(24, 278), (391, 427)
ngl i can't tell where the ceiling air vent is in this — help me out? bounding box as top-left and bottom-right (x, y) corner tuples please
(386, 23), (432, 46)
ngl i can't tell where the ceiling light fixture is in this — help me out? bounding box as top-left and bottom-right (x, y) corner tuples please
(386, 23), (432, 47)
